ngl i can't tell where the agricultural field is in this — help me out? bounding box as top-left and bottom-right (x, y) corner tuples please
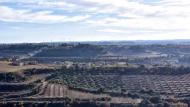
(1, 43), (190, 106)
(52, 71), (190, 97)
(0, 61), (57, 72)
(36, 83), (141, 104)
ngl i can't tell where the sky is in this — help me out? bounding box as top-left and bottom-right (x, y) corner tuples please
(0, 0), (190, 43)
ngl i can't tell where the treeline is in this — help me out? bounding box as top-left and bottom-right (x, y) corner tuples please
(0, 100), (188, 107)
(23, 68), (57, 76)
(0, 72), (25, 82)
(0, 43), (47, 51)
(61, 65), (190, 75)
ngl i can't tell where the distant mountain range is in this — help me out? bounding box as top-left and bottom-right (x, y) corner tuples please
(42, 39), (190, 45)
(2, 39), (190, 45)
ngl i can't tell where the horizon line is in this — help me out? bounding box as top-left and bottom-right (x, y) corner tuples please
(1, 39), (190, 44)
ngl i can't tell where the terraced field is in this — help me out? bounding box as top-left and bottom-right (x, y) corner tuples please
(38, 83), (108, 99)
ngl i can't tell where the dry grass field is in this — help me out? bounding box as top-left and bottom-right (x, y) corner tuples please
(0, 61), (56, 73)
(34, 83), (141, 104)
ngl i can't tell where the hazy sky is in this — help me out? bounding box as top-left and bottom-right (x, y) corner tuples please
(0, 0), (190, 43)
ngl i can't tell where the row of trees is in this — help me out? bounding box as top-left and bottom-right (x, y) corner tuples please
(61, 65), (190, 75)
